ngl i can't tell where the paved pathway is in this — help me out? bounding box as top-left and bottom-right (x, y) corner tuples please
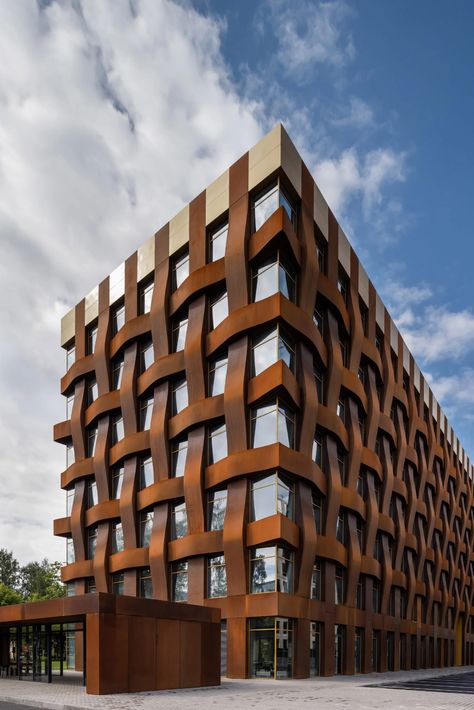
(1, 667), (474, 709)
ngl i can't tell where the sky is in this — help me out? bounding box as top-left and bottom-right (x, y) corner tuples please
(0, 0), (472, 564)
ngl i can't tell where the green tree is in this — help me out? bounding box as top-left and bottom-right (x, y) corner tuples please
(0, 549), (20, 589)
(0, 582), (23, 606)
(20, 559), (65, 601)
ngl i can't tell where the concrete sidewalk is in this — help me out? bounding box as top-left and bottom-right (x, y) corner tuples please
(1, 667), (474, 710)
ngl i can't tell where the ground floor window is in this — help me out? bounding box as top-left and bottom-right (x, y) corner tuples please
(355, 627), (363, 673)
(310, 621), (321, 676)
(334, 624), (345, 675)
(249, 617), (293, 679)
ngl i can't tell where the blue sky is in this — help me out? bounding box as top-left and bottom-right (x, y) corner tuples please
(0, 0), (472, 560)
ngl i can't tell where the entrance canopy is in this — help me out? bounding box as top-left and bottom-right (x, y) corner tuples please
(0, 594), (220, 694)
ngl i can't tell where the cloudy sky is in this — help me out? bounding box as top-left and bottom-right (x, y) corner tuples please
(0, 0), (472, 564)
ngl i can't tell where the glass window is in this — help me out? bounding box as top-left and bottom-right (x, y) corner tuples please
(249, 617), (293, 679)
(252, 183), (297, 232)
(171, 438), (187, 478)
(250, 472), (294, 521)
(112, 521), (124, 553)
(312, 430), (322, 467)
(66, 343), (75, 370)
(210, 291), (228, 328)
(209, 222), (228, 262)
(335, 625), (345, 675)
(111, 415), (124, 444)
(66, 537), (75, 564)
(312, 493), (322, 534)
(208, 355), (228, 396)
(337, 271), (348, 305)
(311, 560), (321, 600)
(139, 510), (154, 547)
(111, 465), (124, 499)
(139, 455), (153, 489)
(87, 479), (98, 509)
(251, 252), (296, 303)
(172, 379), (188, 415)
(336, 512), (345, 544)
(66, 440), (75, 467)
(112, 303), (125, 335)
(252, 325), (294, 377)
(250, 399), (295, 449)
(66, 581), (76, 597)
(112, 357), (124, 390)
(86, 324), (98, 355)
(207, 555), (227, 598)
(250, 546), (293, 594)
(310, 621), (321, 677)
(140, 340), (154, 373)
(66, 487), (74, 516)
(139, 396), (153, 431)
(173, 251), (189, 290)
(313, 307), (324, 335)
(315, 235), (327, 274)
(139, 568), (153, 598)
(208, 422), (227, 464)
(335, 565), (345, 604)
(86, 427), (97, 457)
(85, 578), (96, 594)
(207, 489), (227, 531)
(87, 526), (98, 559)
(66, 392), (74, 419)
(171, 317), (188, 352)
(315, 368), (324, 403)
(170, 560), (188, 601)
(337, 398), (345, 423)
(86, 378), (98, 406)
(171, 501), (188, 539)
(139, 280), (154, 315)
(112, 572), (124, 596)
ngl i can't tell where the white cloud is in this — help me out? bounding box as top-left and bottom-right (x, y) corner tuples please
(265, 0), (355, 79)
(315, 146), (407, 218)
(0, 0), (263, 563)
(400, 306), (474, 363)
(332, 96), (374, 128)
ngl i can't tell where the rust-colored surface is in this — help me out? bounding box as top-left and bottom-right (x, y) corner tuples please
(54, 138), (474, 681)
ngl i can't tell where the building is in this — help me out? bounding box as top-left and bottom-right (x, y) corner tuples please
(54, 124), (474, 680)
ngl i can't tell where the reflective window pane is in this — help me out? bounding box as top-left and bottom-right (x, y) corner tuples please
(209, 223), (228, 262)
(209, 356), (228, 396)
(253, 185), (279, 231)
(171, 561), (188, 602)
(208, 423), (227, 463)
(139, 456), (153, 489)
(174, 252), (189, 289)
(172, 318), (188, 352)
(140, 341), (154, 372)
(112, 522), (124, 553)
(208, 555), (227, 598)
(140, 511), (154, 547)
(172, 501), (188, 539)
(210, 292), (228, 328)
(208, 489), (227, 531)
(112, 465), (124, 499)
(139, 281), (154, 314)
(172, 380), (188, 415)
(172, 439), (188, 477)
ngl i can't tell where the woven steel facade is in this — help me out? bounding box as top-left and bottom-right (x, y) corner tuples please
(54, 125), (474, 679)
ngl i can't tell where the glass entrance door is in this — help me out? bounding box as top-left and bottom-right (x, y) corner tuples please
(249, 617), (293, 679)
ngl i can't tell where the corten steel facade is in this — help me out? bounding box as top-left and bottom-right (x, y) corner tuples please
(54, 124), (474, 680)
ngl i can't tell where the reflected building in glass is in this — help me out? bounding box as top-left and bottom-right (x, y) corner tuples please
(54, 124), (474, 680)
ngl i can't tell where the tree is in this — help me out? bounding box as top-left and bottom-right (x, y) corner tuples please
(20, 559), (65, 601)
(0, 582), (22, 606)
(0, 549), (20, 590)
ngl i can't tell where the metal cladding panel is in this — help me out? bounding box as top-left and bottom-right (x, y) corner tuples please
(169, 204), (190, 256)
(84, 286), (99, 325)
(338, 226), (351, 277)
(358, 263), (369, 306)
(137, 236), (155, 283)
(313, 182), (329, 240)
(206, 170), (229, 226)
(413, 363), (421, 392)
(109, 263), (125, 307)
(248, 124), (281, 191)
(375, 293), (385, 331)
(61, 308), (75, 347)
(390, 319), (398, 352)
(280, 125), (302, 196)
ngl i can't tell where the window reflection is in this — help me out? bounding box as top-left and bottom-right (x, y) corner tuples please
(173, 251), (189, 290)
(171, 438), (188, 477)
(171, 501), (188, 539)
(208, 555), (227, 597)
(251, 252), (296, 303)
(250, 546), (293, 593)
(210, 292), (228, 328)
(209, 222), (228, 262)
(208, 422), (228, 463)
(170, 560), (188, 601)
(172, 317), (188, 352)
(252, 183), (297, 232)
(252, 325), (294, 377)
(172, 379), (188, 415)
(250, 472), (293, 521)
(250, 400), (295, 449)
(207, 489), (227, 530)
(208, 355), (228, 396)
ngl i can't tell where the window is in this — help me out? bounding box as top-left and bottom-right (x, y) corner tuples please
(360, 300), (368, 336)
(171, 317), (188, 352)
(207, 555), (227, 598)
(208, 222), (228, 261)
(252, 325), (294, 377)
(251, 252), (296, 303)
(207, 489), (227, 531)
(170, 561), (188, 601)
(172, 379), (188, 415)
(86, 479), (98, 509)
(310, 621), (322, 677)
(111, 465), (124, 499)
(250, 546), (293, 594)
(139, 396), (153, 431)
(337, 270), (348, 306)
(336, 512), (345, 544)
(209, 291), (228, 328)
(66, 537), (75, 564)
(112, 303), (125, 335)
(356, 518), (364, 550)
(111, 415), (124, 444)
(375, 326), (383, 353)
(86, 378), (98, 406)
(340, 337), (349, 368)
(315, 235), (327, 274)
(85, 578), (96, 594)
(355, 578), (363, 609)
(250, 472), (293, 521)
(312, 493), (323, 534)
(314, 367), (324, 404)
(139, 455), (153, 489)
(86, 427), (97, 457)
(355, 628), (363, 674)
(337, 449), (346, 484)
(249, 617), (293, 679)
(66, 392), (74, 419)
(112, 357), (124, 390)
(139, 280), (154, 315)
(66, 343), (75, 370)
(335, 625), (345, 675)
(335, 565), (345, 605)
(311, 560), (321, 600)
(312, 430), (322, 467)
(87, 526), (98, 559)
(66, 441), (75, 467)
(208, 422), (227, 463)
(252, 182), (296, 232)
(86, 324), (98, 355)
(171, 501), (188, 539)
(250, 399), (295, 449)
(66, 488), (74, 516)
(171, 438), (187, 478)
(111, 572), (124, 596)
(112, 521), (124, 553)
(140, 340), (154, 373)
(139, 568), (153, 598)
(336, 398), (345, 423)
(373, 534), (383, 562)
(372, 580), (381, 613)
(208, 355), (228, 396)
(139, 511), (153, 547)
(172, 250), (189, 290)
